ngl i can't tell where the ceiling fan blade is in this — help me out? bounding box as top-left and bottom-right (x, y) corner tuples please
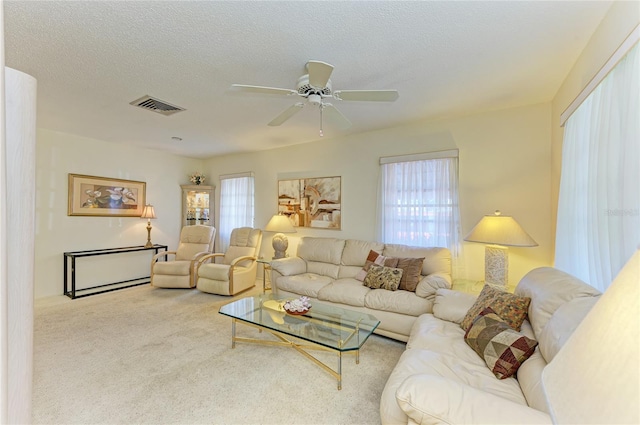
(333, 90), (399, 102)
(268, 103), (304, 126)
(323, 104), (351, 130)
(307, 61), (334, 88)
(231, 84), (297, 96)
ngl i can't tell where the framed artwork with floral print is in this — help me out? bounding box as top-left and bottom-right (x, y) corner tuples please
(68, 174), (146, 217)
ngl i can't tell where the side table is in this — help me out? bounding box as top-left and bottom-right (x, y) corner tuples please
(257, 258), (271, 293)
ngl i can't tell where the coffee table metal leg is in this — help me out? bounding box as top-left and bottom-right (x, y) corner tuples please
(231, 319), (236, 349)
(338, 352), (342, 390)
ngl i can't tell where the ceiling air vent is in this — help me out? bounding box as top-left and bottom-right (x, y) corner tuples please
(129, 95), (185, 116)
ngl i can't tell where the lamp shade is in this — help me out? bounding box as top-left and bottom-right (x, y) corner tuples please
(141, 204), (156, 219)
(264, 214), (296, 234)
(464, 210), (537, 247)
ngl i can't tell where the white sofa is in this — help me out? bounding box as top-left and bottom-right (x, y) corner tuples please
(270, 237), (452, 341)
(380, 266), (602, 425)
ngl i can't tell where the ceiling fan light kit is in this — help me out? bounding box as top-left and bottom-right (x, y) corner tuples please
(231, 60), (398, 136)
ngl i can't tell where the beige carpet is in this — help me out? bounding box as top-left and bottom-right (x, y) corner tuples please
(33, 284), (406, 424)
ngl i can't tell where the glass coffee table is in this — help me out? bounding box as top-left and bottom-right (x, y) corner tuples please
(219, 294), (380, 390)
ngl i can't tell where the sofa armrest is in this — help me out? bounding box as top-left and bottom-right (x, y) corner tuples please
(415, 273), (452, 299)
(432, 289), (477, 324)
(395, 374), (551, 425)
(270, 257), (307, 276)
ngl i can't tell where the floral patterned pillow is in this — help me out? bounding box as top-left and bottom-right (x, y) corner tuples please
(461, 284), (531, 332)
(363, 264), (404, 291)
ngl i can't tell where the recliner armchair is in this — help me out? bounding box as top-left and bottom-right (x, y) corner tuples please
(196, 227), (262, 295)
(150, 225), (216, 288)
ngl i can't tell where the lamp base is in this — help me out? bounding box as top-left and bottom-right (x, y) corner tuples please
(272, 233), (289, 259)
(485, 245), (508, 288)
(145, 222), (153, 248)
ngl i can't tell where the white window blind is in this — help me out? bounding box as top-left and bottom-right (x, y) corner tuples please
(378, 150), (461, 256)
(555, 42), (639, 291)
(219, 172), (255, 252)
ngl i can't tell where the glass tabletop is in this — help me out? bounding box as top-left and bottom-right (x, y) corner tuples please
(219, 294), (380, 352)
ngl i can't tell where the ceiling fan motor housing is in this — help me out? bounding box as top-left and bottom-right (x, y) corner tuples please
(296, 74), (332, 98)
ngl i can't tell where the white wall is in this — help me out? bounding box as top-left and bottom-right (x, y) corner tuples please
(34, 129), (203, 298)
(205, 102), (552, 286)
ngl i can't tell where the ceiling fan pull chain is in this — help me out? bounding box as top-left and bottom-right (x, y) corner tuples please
(319, 104), (324, 137)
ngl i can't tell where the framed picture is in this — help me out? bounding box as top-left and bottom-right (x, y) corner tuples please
(68, 174), (146, 217)
(278, 176), (341, 229)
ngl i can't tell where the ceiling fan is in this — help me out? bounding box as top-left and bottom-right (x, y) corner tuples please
(230, 60), (399, 136)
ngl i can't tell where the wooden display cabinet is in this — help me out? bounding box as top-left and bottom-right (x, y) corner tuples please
(181, 184), (215, 227)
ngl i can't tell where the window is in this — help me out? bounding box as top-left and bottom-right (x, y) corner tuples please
(555, 43), (639, 291)
(378, 150), (461, 255)
(219, 172), (255, 252)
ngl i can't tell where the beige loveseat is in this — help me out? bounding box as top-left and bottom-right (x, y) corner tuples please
(380, 267), (602, 424)
(270, 237), (452, 341)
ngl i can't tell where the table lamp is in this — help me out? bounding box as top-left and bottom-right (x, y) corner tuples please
(140, 204), (157, 248)
(264, 213), (296, 259)
(464, 210), (537, 287)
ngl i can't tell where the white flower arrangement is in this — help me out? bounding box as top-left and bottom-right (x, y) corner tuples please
(283, 296), (311, 313)
(190, 172), (205, 185)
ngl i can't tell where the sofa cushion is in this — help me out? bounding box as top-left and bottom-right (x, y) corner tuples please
(396, 257), (425, 292)
(383, 244), (451, 277)
(198, 263), (230, 281)
(415, 273), (452, 299)
(270, 257), (307, 276)
(433, 288), (477, 324)
(537, 296), (599, 363)
(461, 284), (531, 332)
(465, 307), (538, 379)
(297, 237), (345, 265)
(306, 261), (340, 280)
(363, 264), (403, 291)
(341, 239), (384, 266)
(365, 289), (431, 317)
(317, 278), (369, 307)
(275, 273), (332, 298)
(355, 250), (398, 281)
(517, 347), (549, 414)
(515, 267), (601, 337)
(380, 348), (527, 425)
(153, 260), (191, 276)
(395, 374), (552, 425)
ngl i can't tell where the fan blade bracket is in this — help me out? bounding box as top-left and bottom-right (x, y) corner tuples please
(333, 90), (399, 102)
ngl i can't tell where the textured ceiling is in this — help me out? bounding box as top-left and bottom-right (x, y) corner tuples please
(4, 1), (612, 158)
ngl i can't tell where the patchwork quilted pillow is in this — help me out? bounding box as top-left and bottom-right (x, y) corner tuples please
(461, 284), (531, 332)
(355, 250), (399, 281)
(363, 264), (403, 291)
(464, 307), (538, 379)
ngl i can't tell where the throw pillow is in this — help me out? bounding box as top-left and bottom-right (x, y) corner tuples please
(460, 284), (531, 332)
(395, 257), (425, 292)
(355, 250), (399, 281)
(464, 307), (538, 379)
(363, 264), (403, 291)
